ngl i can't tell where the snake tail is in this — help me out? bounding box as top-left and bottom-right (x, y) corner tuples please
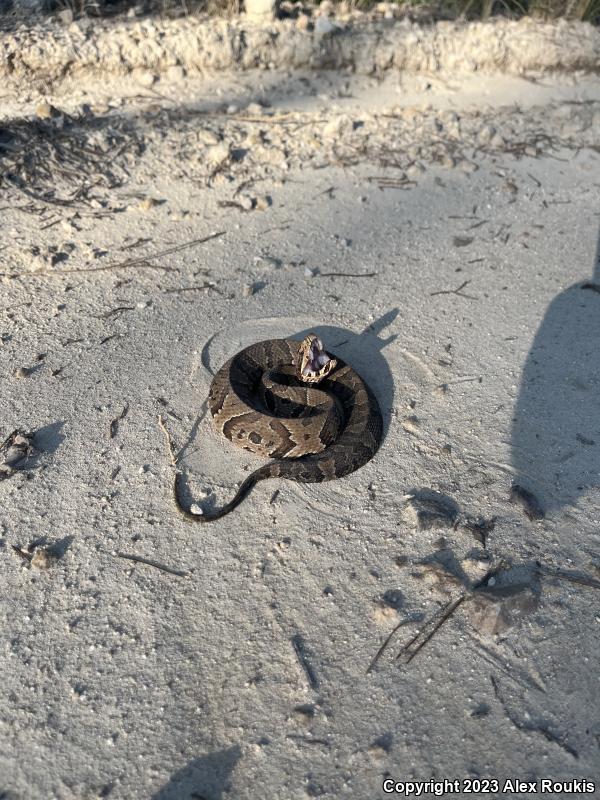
(174, 465), (273, 522)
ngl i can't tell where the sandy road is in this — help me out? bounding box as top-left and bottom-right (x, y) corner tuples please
(0, 60), (599, 799)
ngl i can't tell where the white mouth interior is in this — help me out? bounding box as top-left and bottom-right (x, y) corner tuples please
(302, 338), (331, 377)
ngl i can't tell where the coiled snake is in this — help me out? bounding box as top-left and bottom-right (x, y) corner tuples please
(174, 334), (383, 521)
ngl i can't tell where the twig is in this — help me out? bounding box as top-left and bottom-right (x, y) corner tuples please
(115, 551), (189, 578)
(291, 633), (319, 690)
(367, 617), (412, 673)
(163, 283), (222, 295)
(396, 595), (467, 664)
(23, 232), (226, 277)
(319, 271), (378, 278)
(109, 404), (129, 439)
(430, 280), (476, 299)
(11, 544), (33, 563)
(535, 564), (600, 590)
(158, 415), (179, 466)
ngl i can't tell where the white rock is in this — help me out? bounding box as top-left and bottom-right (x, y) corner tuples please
(245, 0), (277, 20)
(323, 114), (353, 139)
(205, 143), (230, 166)
(136, 70), (157, 89)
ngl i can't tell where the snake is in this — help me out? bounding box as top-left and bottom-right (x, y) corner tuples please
(174, 333), (383, 521)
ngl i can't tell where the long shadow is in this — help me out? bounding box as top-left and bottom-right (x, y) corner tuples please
(151, 746), (241, 800)
(510, 227), (600, 513)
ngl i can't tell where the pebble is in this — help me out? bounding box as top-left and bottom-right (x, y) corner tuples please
(457, 160), (478, 173)
(136, 71), (157, 89)
(245, 102), (266, 116)
(31, 548), (58, 570)
(205, 143), (230, 166)
(138, 197), (160, 211)
(406, 163), (425, 179)
(35, 102), (59, 120)
(239, 195), (254, 211)
(57, 7), (73, 24)
(304, 267), (316, 278)
(243, 283), (255, 297)
(254, 195), (271, 211)
(189, 504), (204, 516)
(323, 115), (353, 139)
(13, 367), (33, 379)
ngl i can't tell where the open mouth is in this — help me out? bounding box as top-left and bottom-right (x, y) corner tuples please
(298, 335), (337, 383)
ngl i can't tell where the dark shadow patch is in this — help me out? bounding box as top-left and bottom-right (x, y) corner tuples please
(510, 228), (600, 513)
(151, 746), (241, 800)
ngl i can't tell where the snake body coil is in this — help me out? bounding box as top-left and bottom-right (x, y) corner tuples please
(175, 335), (382, 521)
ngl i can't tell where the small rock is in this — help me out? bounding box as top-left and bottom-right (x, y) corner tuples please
(245, 0), (277, 20)
(477, 124), (496, 145)
(401, 415), (420, 435)
(138, 197), (160, 212)
(245, 102), (265, 116)
(239, 195), (254, 211)
(205, 143), (230, 167)
(406, 163), (425, 179)
(243, 283), (255, 297)
(490, 133), (505, 149)
(304, 267), (316, 278)
(35, 102), (59, 120)
(453, 236), (474, 248)
(524, 145), (538, 158)
(57, 7), (73, 24)
(189, 504), (204, 516)
(457, 160), (478, 174)
(31, 547), (58, 570)
(137, 71), (157, 89)
(255, 195), (271, 211)
(13, 367), (33, 379)
(296, 13), (311, 30)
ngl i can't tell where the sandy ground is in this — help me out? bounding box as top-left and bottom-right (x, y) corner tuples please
(1, 61), (600, 800)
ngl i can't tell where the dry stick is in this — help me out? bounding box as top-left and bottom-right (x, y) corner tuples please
(367, 617), (413, 674)
(158, 415), (180, 466)
(396, 595), (467, 665)
(25, 232), (226, 277)
(536, 564), (600, 590)
(163, 283), (222, 295)
(430, 280), (476, 299)
(115, 551), (189, 578)
(319, 271), (378, 278)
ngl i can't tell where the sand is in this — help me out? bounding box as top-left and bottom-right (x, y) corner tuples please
(1, 23), (600, 800)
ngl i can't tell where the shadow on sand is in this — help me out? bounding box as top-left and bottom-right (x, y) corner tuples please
(510, 228), (600, 513)
(151, 745), (241, 800)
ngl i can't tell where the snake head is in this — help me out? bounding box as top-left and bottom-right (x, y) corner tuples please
(296, 334), (337, 384)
